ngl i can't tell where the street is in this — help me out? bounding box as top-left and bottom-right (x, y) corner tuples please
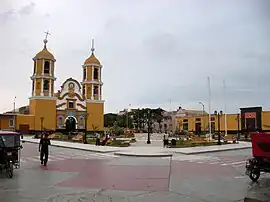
(0, 144), (269, 201)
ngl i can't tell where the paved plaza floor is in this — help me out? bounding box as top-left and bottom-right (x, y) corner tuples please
(0, 143), (269, 201)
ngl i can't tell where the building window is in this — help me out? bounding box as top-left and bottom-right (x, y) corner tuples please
(82, 86), (85, 95)
(211, 117), (215, 121)
(43, 80), (49, 90)
(83, 68), (86, 80)
(44, 61), (50, 74)
(195, 118), (201, 122)
(68, 101), (74, 109)
(94, 86), (99, 95)
(9, 119), (14, 127)
(58, 116), (63, 125)
(93, 68), (98, 80)
(32, 81), (34, 92)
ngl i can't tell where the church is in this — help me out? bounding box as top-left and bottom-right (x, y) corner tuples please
(0, 35), (104, 133)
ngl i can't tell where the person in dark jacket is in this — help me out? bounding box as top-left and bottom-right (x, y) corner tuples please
(39, 133), (51, 166)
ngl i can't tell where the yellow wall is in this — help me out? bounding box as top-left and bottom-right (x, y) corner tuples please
(0, 119), (13, 130)
(86, 102), (104, 131)
(175, 113), (241, 132)
(29, 99), (56, 130)
(16, 115), (35, 130)
(262, 111), (270, 130)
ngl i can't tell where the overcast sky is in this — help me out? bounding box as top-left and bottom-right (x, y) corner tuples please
(0, 0), (269, 114)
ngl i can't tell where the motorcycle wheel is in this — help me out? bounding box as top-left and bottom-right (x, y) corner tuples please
(249, 168), (260, 182)
(7, 161), (13, 178)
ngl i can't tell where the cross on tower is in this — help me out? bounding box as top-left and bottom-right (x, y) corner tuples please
(44, 31), (51, 40)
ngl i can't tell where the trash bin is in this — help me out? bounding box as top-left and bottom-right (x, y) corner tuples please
(171, 139), (176, 146)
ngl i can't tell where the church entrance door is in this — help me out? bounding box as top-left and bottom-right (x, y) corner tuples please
(65, 116), (76, 132)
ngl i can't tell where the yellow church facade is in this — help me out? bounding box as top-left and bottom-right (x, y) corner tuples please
(0, 37), (104, 133)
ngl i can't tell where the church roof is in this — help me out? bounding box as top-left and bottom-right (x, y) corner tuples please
(33, 39), (55, 60)
(84, 53), (100, 65)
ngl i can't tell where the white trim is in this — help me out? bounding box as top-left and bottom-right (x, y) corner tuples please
(98, 86), (100, 100)
(29, 96), (57, 100)
(9, 119), (14, 127)
(35, 60), (37, 75)
(16, 114), (34, 117)
(99, 67), (101, 82)
(92, 66), (94, 80)
(33, 57), (56, 62)
(42, 59), (44, 74)
(31, 75), (56, 81)
(49, 80), (51, 97)
(50, 60), (52, 76)
(91, 85), (94, 100)
(65, 116), (78, 129)
(82, 64), (102, 68)
(33, 80), (36, 96)
(86, 99), (105, 103)
(81, 81), (103, 85)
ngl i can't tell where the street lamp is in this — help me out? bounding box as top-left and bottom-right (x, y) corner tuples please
(83, 112), (89, 144)
(236, 113), (241, 141)
(214, 110), (223, 145)
(147, 109), (152, 144)
(198, 102), (205, 134)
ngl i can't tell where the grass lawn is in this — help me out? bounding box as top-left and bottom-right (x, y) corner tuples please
(171, 140), (229, 148)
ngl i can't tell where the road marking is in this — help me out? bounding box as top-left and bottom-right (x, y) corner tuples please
(231, 161), (246, 165)
(234, 176), (245, 179)
(209, 162), (220, 164)
(221, 163), (228, 166)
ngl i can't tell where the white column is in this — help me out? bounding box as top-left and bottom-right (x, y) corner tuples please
(85, 85), (87, 98)
(49, 80), (51, 97)
(99, 67), (101, 82)
(50, 60), (52, 76)
(91, 85), (94, 100)
(98, 86), (100, 100)
(42, 59), (44, 75)
(41, 79), (44, 96)
(92, 66), (94, 80)
(35, 60), (37, 75)
(33, 80), (36, 96)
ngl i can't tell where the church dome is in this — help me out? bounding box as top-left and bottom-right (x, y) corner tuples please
(33, 39), (55, 60)
(84, 53), (100, 65)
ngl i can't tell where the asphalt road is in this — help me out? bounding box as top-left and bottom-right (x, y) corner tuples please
(0, 143), (269, 202)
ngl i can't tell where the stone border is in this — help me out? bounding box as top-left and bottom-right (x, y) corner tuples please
(114, 152), (173, 157)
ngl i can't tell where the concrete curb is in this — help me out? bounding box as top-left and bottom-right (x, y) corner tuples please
(23, 139), (120, 154)
(175, 145), (252, 155)
(114, 152), (173, 157)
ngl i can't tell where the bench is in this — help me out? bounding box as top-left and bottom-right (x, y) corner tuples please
(72, 134), (83, 142)
(223, 135), (237, 143)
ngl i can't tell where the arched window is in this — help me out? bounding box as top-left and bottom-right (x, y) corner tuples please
(83, 69), (86, 80)
(44, 61), (50, 74)
(43, 80), (49, 90)
(82, 86), (85, 95)
(58, 116), (63, 125)
(93, 68), (98, 80)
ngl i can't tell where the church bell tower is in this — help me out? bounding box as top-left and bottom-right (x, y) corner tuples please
(81, 39), (104, 131)
(29, 32), (57, 131)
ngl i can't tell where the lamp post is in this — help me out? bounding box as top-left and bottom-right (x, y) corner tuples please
(236, 113), (240, 141)
(83, 112), (89, 144)
(198, 101), (205, 134)
(13, 96), (16, 131)
(147, 109), (152, 144)
(214, 110), (223, 145)
(40, 117), (44, 131)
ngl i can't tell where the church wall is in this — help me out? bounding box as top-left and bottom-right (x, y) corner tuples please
(16, 115), (35, 130)
(86, 67), (93, 81)
(86, 102), (104, 131)
(36, 59), (42, 74)
(35, 78), (42, 96)
(30, 99), (57, 130)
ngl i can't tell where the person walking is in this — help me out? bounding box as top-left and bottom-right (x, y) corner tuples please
(95, 133), (100, 146)
(39, 133), (51, 166)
